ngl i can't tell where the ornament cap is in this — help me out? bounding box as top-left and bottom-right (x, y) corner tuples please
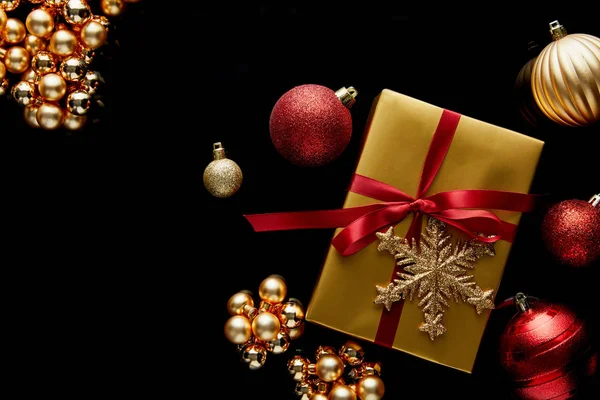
(549, 20), (568, 41)
(335, 86), (358, 109)
(589, 194), (600, 208)
(212, 142), (227, 160)
(515, 292), (531, 312)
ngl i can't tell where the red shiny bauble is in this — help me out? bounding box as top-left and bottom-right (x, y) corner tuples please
(269, 84), (354, 167)
(499, 296), (597, 399)
(541, 199), (600, 267)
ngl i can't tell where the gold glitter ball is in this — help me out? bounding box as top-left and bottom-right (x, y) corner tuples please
(203, 142), (242, 198)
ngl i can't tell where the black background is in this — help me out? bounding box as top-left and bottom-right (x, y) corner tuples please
(3, 2), (599, 399)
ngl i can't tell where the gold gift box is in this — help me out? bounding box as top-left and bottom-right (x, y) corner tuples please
(305, 89), (544, 373)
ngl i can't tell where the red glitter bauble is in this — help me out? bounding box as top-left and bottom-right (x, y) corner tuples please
(499, 295), (597, 399)
(541, 199), (600, 267)
(269, 84), (354, 167)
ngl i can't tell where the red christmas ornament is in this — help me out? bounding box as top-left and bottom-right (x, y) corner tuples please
(499, 293), (597, 400)
(541, 194), (600, 267)
(269, 84), (357, 167)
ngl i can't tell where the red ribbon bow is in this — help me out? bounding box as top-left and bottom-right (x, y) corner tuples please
(244, 110), (537, 254)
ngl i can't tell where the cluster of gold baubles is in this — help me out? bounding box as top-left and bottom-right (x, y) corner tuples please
(288, 341), (385, 400)
(0, 0), (142, 131)
(224, 275), (306, 370)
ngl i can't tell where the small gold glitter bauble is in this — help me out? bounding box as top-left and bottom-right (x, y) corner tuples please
(24, 105), (41, 128)
(62, 111), (87, 130)
(203, 142), (242, 198)
(278, 300), (305, 329)
(356, 375), (385, 400)
(3, 18), (27, 44)
(49, 29), (78, 56)
(24, 34), (48, 55)
(328, 384), (357, 400)
(39, 72), (67, 101)
(0, 0), (20, 12)
(251, 311), (280, 341)
(240, 343), (267, 370)
(26, 9), (55, 37)
(227, 291), (254, 316)
(258, 275), (287, 304)
(36, 102), (64, 130)
(11, 80), (36, 106)
(288, 354), (309, 381)
(288, 323), (305, 340)
(101, 0), (124, 16)
(315, 354), (344, 382)
(80, 20), (107, 49)
(224, 315), (252, 344)
(4, 46), (31, 74)
(339, 340), (365, 366)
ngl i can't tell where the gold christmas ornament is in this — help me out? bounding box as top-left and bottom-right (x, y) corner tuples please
(203, 142), (243, 198)
(224, 275), (305, 370)
(288, 341), (385, 400)
(0, 0), (143, 131)
(375, 217), (496, 340)
(531, 20), (600, 127)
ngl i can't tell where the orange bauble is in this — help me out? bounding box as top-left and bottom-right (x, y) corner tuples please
(531, 20), (600, 127)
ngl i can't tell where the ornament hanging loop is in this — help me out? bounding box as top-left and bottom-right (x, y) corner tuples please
(212, 142), (226, 160)
(589, 194), (600, 208)
(335, 86), (358, 108)
(515, 292), (531, 312)
(549, 20), (568, 40)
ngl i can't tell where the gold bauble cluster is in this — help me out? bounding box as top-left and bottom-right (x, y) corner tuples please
(0, 0), (142, 131)
(288, 341), (385, 400)
(224, 275), (306, 370)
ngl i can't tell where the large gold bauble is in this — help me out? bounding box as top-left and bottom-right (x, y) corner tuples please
(4, 46), (30, 74)
(62, 112), (87, 130)
(310, 394), (328, 400)
(227, 291), (254, 316)
(24, 34), (48, 55)
(3, 18), (27, 44)
(315, 354), (344, 382)
(251, 311), (280, 341)
(224, 315), (252, 344)
(26, 9), (55, 37)
(36, 102), (64, 130)
(39, 72), (67, 101)
(531, 21), (600, 127)
(49, 29), (78, 56)
(101, 0), (124, 16)
(356, 375), (385, 400)
(258, 275), (287, 304)
(24, 105), (41, 128)
(80, 20), (107, 49)
(328, 384), (357, 400)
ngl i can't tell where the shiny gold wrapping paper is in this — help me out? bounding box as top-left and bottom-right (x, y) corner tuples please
(305, 89), (544, 373)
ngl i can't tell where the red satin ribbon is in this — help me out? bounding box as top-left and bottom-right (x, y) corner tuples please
(244, 109), (538, 347)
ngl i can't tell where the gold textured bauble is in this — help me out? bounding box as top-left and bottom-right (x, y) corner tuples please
(339, 340), (365, 366)
(3, 18), (27, 44)
(0, 61), (5, 81)
(315, 345), (337, 360)
(24, 34), (48, 55)
(32, 50), (56, 75)
(310, 394), (328, 400)
(44, 0), (67, 7)
(294, 381), (314, 399)
(39, 72), (67, 101)
(251, 311), (280, 341)
(63, 0), (91, 25)
(531, 21), (600, 127)
(203, 142), (243, 198)
(328, 384), (357, 400)
(0, 78), (9, 96)
(224, 315), (252, 344)
(315, 354), (344, 382)
(258, 275), (287, 304)
(288, 355), (309, 382)
(101, 0), (124, 16)
(0, 0), (20, 12)
(80, 20), (107, 49)
(227, 291), (254, 316)
(36, 102), (64, 130)
(4, 46), (31, 74)
(356, 375), (385, 400)
(24, 105), (41, 128)
(0, 9), (7, 32)
(59, 56), (87, 81)
(62, 111), (87, 130)
(49, 29), (78, 56)
(278, 300), (305, 329)
(240, 343), (267, 370)
(288, 323), (305, 340)
(66, 89), (91, 115)
(82, 69), (101, 94)
(265, 330), (290, 354)
(26, 9), (54, 37)
(11, 80), (36, 106)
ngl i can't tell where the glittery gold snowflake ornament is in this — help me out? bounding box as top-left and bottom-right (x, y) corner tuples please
(375, 218), (496, 340)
